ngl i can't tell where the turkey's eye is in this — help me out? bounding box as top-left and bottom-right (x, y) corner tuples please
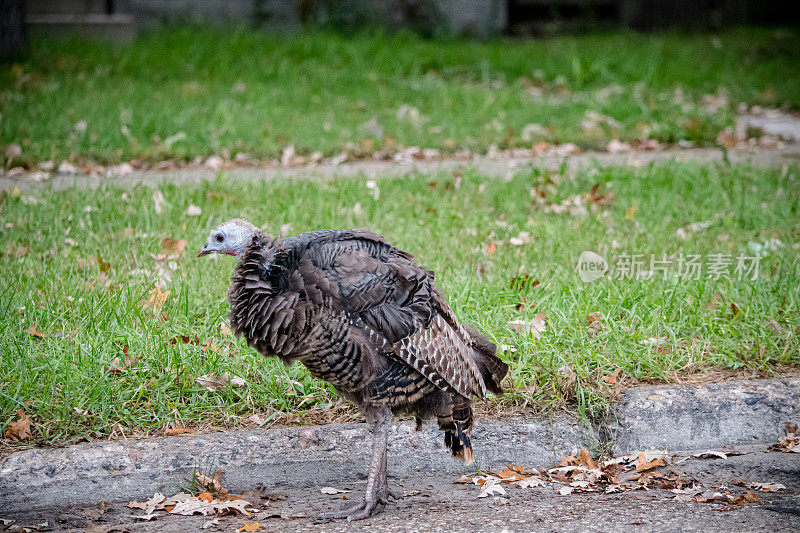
(215, 234), (224, 243)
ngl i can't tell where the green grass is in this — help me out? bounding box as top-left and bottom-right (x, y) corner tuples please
(2, 26), (799, 166)
(1, 161), (798, 445)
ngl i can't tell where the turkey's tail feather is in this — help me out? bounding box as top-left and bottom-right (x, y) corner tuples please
(438, 395), (474, 463)
(464, 324), (509, 396)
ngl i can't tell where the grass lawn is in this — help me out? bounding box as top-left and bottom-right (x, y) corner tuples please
(1, 160), (798, 447)
(2, 27), (799, 167)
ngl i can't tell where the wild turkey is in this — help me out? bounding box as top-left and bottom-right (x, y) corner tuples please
(198, 219), (508, 521)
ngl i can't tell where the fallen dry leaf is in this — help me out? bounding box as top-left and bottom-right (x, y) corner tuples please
(146, 286), (171, 312)
(692, 450), (729, 460)
(184, 204), (202, 217)
(196, 372), (247, 392)
(238, 521), (266, 532)
(706, 292), (723, 311)
(635, 451), (667, 472)
(750, 482), (786, 492)
(195, 471), (224, 493)
(5, 410), (33, 441)
(161, 237), (188, 256)
(477, 479), (506, 498)
(24, 324), (45, 338)
(508, 313), (546, 339)
(165, 427), (197, 437)
(587, 311), (603, 337)
(625, 203), (638, 221)
(169, 496), (250, 516)
(484, 241), (496, 255)
(768, 421), (799, 453)
(201, 517), (220, 529)
(320, 486), (351, 495)
(153, 190), (165, 214)
(601, 367), (622, 386)
(198, 491), (214, 503)
(509, 231), (531, 246)
(97, 255), (111, 273)
(104, 344), (141, 373)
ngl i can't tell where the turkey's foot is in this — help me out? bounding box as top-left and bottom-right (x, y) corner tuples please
(316, 486), (398, 522)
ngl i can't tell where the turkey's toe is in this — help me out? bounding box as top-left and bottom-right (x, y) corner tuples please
(346, 500), (383, 522)
(385, 487), (401, 501)
(317, 498), (384, 522)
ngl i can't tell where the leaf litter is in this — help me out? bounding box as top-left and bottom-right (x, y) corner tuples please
(767, 422), (799, 453)
(128, 470), (257, 521)
(456, 447), (777, 507)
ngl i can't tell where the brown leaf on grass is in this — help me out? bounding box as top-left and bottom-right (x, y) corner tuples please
(238, 521), (266, 532)
(601, 367), (622, 386)
(707, 292), (723, 311)
(625, 203), (638, 221)
(24, 325), (45, 338)
(104, 344), (141, 373)
(146, 286), (170, 312)
(587, 311), (603, 337)
(6, 242), (29, 256)
(635, 452), (667, 472)
(164, 427), (197, 437)
(509, 231), (531, 246)
(584, 183), (614, 207)
(196, 372), (246, 392)
(220, 323), (233, 336)
(587, 311), (603, 326)
(484, 241), (496, 255)
(508, 313), (547, 339)
(97, 255), (111, 273)
(509, 274), (539, 291)
(5, 410), (33, 441)
(161, 238), (188, 256)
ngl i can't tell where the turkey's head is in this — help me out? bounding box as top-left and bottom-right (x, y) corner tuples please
(197, 218), (259, 259)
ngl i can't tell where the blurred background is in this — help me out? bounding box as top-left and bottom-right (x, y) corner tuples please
(3, 0), (800, 52)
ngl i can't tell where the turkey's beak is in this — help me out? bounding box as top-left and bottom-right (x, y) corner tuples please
(197, 244), (212, 257)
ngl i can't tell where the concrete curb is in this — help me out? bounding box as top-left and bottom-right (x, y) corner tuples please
(608, 377), (800, 455)
(2, 144), (799, 192)
(1, 378), (797, 513)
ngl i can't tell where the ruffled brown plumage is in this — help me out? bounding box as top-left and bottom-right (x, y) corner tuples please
(206, 224), (509, 520)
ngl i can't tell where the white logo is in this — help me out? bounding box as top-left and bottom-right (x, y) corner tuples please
(577, 251), (608, 282)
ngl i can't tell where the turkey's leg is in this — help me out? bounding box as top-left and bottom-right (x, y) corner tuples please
(317, 408), (395, 521)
